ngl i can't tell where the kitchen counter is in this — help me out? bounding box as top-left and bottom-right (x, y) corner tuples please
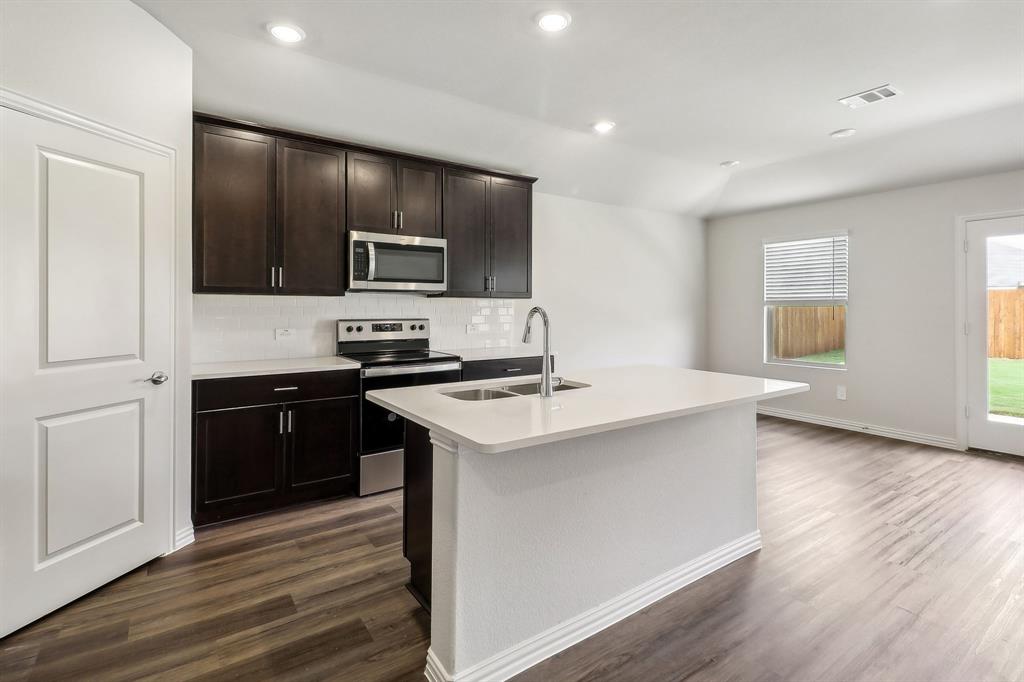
(370, 364), (806, 681)
(191, 356), (360, 380)
(439, 346), (551, 362)
(367, 364), (806, 454)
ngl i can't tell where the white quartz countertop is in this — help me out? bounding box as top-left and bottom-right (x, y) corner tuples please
(192, 356), (360, 380)
(440, 346), (551, 362)
(366, 365), (808, 454)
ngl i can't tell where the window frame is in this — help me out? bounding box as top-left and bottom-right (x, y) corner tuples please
(762, 232), (849, 370)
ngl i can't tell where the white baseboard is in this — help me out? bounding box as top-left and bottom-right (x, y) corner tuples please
(424, 530), (763, 682)
(757, 405), (961, 450)
(168, 525), (195, 554)
(424, 649), (449, 682)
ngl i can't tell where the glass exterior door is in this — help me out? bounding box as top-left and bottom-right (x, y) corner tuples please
(966, 215), (1024, 455)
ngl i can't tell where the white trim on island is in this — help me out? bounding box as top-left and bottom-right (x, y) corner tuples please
(424, 530), (763, 682)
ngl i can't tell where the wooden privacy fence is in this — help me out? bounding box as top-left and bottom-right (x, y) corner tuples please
(989, 289), (1024, 359)
(773, 305), (846, 359)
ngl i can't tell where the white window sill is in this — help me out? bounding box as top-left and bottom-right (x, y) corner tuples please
(764, 360), (848, 372)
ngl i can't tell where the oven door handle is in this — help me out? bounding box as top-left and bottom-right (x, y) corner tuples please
(361, 361), (462, 378)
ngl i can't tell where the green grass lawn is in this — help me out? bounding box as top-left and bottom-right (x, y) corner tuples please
(792, 349), (846, 365)
(989, 358), (1024, 418)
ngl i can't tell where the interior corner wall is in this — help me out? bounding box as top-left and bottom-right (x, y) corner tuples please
(706, 169), (1024, 442)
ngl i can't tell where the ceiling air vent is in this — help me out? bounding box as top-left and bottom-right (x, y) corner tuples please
(838, 84), (902, 109)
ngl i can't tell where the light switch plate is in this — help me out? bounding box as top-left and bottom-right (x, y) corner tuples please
(836, 384), (847, 400)
(275, 328), (295, 341)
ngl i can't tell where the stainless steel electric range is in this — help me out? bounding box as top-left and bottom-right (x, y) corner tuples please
(337, 319), (462, 495)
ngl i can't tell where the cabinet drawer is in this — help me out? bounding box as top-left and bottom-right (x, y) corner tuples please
(194, 370), (359, 411)
(460, 356), (552, 381)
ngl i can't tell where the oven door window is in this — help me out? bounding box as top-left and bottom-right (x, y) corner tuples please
(372, 243), (444, 283)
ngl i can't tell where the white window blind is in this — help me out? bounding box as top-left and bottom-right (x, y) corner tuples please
(764, 235), (848, 304)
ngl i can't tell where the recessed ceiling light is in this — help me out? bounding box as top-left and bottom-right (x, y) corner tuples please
(537, 11), (571, 32)
(592, 120), (616, 134)
(268, 23), (305, 43)
(720, 160), (741, 169)
(830, 128), (857, 139)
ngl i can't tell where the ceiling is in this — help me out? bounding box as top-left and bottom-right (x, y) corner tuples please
(138, 0), (1024, 217)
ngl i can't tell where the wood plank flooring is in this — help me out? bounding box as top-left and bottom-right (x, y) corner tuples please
(2, 416), (1022, 681)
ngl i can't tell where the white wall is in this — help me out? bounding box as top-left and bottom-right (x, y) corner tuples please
(707, 169), (1024, 443)
(1, 0), (195, 548)
(532, 193), (705, 373)
(192, 192), (706, 373)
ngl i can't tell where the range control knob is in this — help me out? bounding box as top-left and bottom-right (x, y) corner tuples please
(356, 325), (364, 332)
(346, 326), (354, 333)
(418, 324), (426, 330)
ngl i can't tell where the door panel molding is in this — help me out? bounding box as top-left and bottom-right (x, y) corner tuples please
(1, 88), (174, 158)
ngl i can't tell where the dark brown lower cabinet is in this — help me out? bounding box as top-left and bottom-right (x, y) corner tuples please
(193, 372), (358, 526)
(404, 420), (433, 611)
(288, 397), (356, 491)
(195, 405), (284, 520)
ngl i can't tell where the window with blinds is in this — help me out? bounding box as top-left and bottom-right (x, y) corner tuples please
(764, 234), (849, 304)
(764, 234), (848, 367)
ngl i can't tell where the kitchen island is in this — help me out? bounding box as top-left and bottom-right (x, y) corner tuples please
(367, 365), (807, 682)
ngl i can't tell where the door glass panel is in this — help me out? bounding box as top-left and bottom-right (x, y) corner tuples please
(986, 233), (1024, 421)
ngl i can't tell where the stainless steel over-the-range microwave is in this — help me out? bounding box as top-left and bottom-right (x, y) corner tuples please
(348, 230), (447, 293)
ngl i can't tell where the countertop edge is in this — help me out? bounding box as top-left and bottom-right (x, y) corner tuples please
(366, 381), (809, 454)
(192, 359), (360, 381)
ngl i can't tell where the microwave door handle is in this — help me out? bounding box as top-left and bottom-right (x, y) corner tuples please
(367, 243), (376, 281)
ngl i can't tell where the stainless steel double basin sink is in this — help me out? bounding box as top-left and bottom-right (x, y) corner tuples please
(443, 379), (590, 401)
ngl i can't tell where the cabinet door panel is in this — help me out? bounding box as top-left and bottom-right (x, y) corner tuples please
(194, 124), (276, 293)
(287, 398), (355, 489)
(347, 152), (397, 232)
(277, 140), (346, 295)
(194, 405), (283, 524)
(397, 159), (442, 238)
(444, 169), (490, 297)
(490, 177), (532, 298)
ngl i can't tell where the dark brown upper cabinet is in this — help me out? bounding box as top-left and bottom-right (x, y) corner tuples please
(194, 124), (276, 293)
(194, 123), (347, 296)
(193, 114), (535, 298)
(444, 169), (490, 297)
(347, 152), (397, 233)
(277, 139), (346, 295)
(489, 177), (532, 298)
(397, 159), (443, 238)
(444, 170), (532, 298)
(348, 153), (442, 238)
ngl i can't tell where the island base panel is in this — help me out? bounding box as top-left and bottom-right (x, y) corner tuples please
(426, 403), (761, 680)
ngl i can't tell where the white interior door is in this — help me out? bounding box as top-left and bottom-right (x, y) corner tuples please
(0, 106), (174, 637)
(966, 214), (1024, 456)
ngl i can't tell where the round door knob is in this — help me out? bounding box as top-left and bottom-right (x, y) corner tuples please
(145, 371), (169, 385)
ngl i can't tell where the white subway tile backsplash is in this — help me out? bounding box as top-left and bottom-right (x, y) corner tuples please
(193, 293), (527, 363)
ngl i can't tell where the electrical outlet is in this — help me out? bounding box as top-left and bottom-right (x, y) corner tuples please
(275, 328), (295, 341)
(836, 384), (847, 400)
